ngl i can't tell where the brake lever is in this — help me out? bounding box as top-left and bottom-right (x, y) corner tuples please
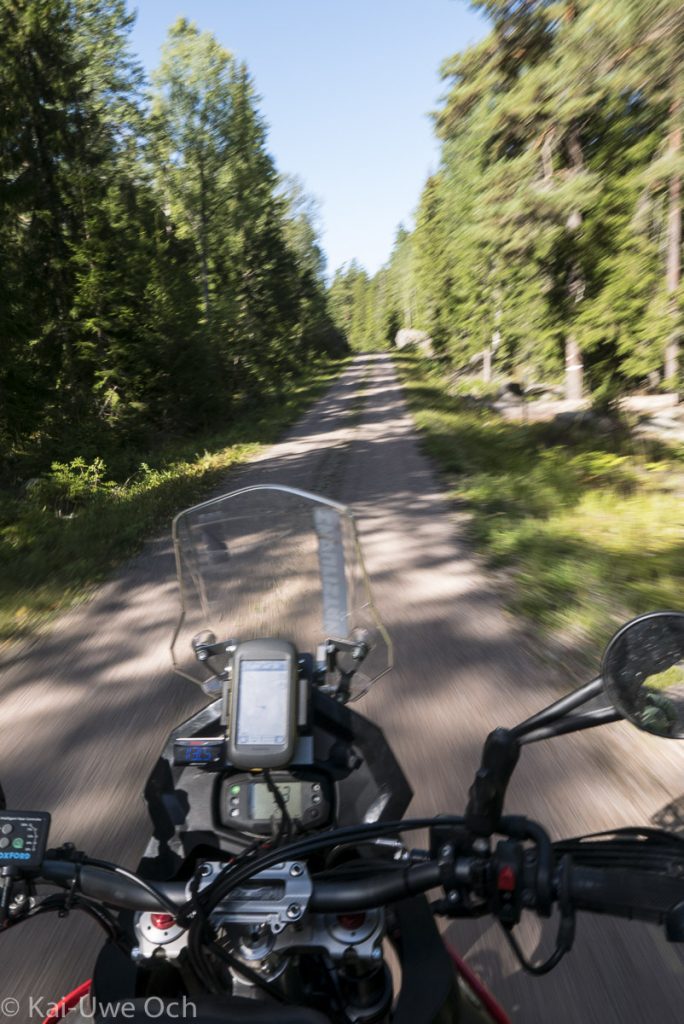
(554, 828), (684, 874)
(556, 826), (684, 848)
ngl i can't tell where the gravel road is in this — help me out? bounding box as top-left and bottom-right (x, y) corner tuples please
(2, 352), (684, 1021)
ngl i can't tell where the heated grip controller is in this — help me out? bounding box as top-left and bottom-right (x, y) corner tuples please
(0, 811), (51, 870)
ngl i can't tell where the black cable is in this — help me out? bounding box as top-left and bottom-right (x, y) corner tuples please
(209, 937), (289, 1003)
(181, 835), (274, 994)
(186, 870), (221, 994)
(184, 815), (464, 989)
(10, 893), (122, 943)
(499, 853), (575, 977)
(193, 815), (464, 921)
(313, 859), (403, 881)
(263, 769), (292, 846)
(83, 858), (180, 918)
(319, 949), (354, 1024)
(500, 923), (568, 976)
(185, 863), (288, 1001)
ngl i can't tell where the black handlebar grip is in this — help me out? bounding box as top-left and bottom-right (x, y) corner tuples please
(569, 865), (684, 924)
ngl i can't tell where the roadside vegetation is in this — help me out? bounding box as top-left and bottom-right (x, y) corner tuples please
(330, 1), (683, 405)
(395, 353), (684, 656)
(0, 4), (347, 646)
(0, 359), (346, 645)
(328, 0), (684, 665)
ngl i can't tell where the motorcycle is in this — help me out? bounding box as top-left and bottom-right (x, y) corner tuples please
(2, 484), (684, 1024)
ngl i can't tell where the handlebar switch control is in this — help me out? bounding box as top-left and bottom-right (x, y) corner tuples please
(492, 839), (523, 927)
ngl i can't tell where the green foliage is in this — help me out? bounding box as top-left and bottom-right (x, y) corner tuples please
(0, 2), (346, 639)
(149, 21), (342, 388)
(329, 262), (378, 351)
(0, 358), (346, 643)
(333, 0), (684, 393)
(397, 352), (684, 653)
(26, 457), (116, 516)
(1, 2), (343, 480)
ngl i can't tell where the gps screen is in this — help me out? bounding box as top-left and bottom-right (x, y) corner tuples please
(236, 660), (289, 746)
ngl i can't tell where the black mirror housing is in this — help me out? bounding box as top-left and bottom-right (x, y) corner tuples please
(602, 612), (684, 739)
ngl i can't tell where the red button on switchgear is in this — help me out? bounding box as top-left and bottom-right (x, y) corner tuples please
(497, 866), (516, 892)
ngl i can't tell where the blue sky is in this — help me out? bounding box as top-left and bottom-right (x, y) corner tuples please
(127, 1), (488, 277)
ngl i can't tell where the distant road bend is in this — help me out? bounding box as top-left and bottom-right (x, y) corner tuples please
(1, 353), (684, 1022)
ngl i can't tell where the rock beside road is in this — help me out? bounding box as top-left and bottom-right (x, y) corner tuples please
(394, 328), (434, 356)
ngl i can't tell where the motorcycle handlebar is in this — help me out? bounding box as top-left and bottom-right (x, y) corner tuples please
(40, 854), (684, 930)
(308, 861), (444, 911)
(41, 861), (185, 912)
(40, 859), (446, 914)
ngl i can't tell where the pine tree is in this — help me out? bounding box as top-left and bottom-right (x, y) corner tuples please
(0, 0), (86, 445)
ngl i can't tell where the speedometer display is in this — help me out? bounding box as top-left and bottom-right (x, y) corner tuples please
(250, 781), (303, 819)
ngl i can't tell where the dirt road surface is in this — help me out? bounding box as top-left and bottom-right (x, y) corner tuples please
(2, 353), (684, 1021)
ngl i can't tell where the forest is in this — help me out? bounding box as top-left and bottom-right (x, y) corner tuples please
(0, 0), (345, 640)
(329, 0), (684, 403)
(2, 0), (683, 644)
(0, 0), (342, 486)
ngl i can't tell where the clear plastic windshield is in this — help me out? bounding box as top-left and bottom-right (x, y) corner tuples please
(171, 485), (391, 699)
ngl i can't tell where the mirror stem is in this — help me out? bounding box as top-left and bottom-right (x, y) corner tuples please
(518, 707), (623, 745)
(511, 677), (604, 739)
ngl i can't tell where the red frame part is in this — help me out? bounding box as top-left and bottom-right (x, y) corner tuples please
(446, 944), (511, 1024)
(42, 980), (92, 1023)
(42, 950), (508, 1023)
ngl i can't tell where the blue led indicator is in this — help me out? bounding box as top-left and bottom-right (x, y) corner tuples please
(187, 746), (213, 762)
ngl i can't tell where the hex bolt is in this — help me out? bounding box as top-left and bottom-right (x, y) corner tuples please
(473, 838), (489, 855)
(371, 947), (382, 960)
(448, 891), (460, 904)
(286, 903), (302, 921)
(289, 863), (303, 877)
(440, 844), (453, 859)
(131, 947), (143, 961)
(199, 863), (213, 877)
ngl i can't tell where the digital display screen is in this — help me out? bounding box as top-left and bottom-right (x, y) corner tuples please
(250, 782), (303, 819)
(185, 745), (211, 761)
(185, 746), (214, 763)
(236, 659), (289, 747)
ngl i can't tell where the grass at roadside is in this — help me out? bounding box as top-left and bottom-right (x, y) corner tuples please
(0, 358), (348, 645)
(395, 352), (684, 656)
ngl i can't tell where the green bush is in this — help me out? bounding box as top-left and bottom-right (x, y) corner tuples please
(26, 457), (117, 516)
(0, 357), (347, 644)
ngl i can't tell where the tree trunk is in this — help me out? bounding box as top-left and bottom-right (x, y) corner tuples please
(565, 124), (585, 399)
(482, 344), (492, 382)
(198, 160), (211, 319)
(565, 335), (584, 400)
(665, 93), (681, 383)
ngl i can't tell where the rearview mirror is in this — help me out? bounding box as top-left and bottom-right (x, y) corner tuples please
(602, 612), (684, 738)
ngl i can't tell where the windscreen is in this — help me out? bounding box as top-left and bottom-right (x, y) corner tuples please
(171, 485), (391, 699)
